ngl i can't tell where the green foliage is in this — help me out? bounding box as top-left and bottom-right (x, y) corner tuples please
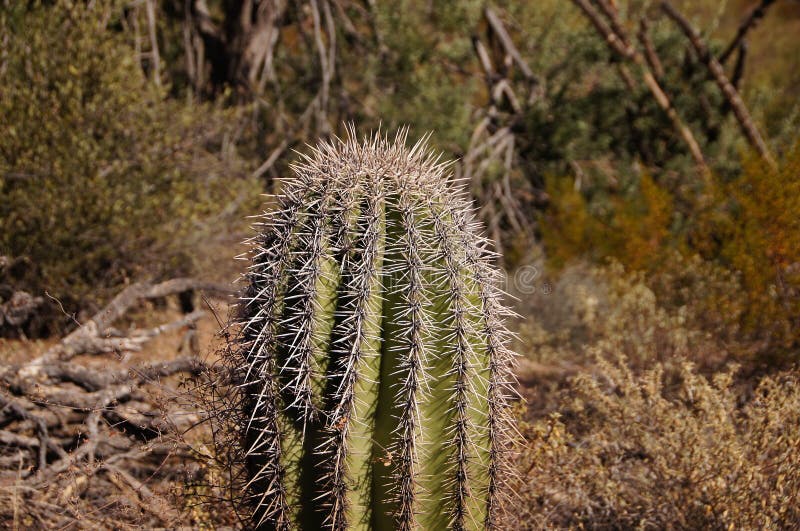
(369, 1), (481, 150)
(505, 1), (737, 180)
(0, 1), (259, 328)
(228, 133), (515, 530)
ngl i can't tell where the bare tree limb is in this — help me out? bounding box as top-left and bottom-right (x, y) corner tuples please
(103, 462), (181, 522)
(144, 0), (161, 86)
(0, 392), (67, 471)
(484, 6), (542, 105)
(593, 0), (632, 48)
(473, 37), (497, 82)
(24, 358), (199, 414)
(638, 16), (665, 80)
(731, 41), (747, 90)
(484, 7), (537, 82)
(661, 1), (776, 169)
(251, 137), (288, 181)
(19, 279), (233, 377)
(570, 0), (710, 175)
(719, 0), (776, 64)
(242, 0), (287, 94)
(0, 291), (43, 329)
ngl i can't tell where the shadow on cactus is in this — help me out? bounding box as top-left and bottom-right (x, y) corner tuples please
(213, 129), (517, 530)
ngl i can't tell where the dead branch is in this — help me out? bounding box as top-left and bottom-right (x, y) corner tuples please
(463, 9), (544, 255)
(661, 1), (777, 169)
(719, 0), (777, 64)
(473, 37), (497, 82)
(244, 0), (288, 95)
(570, 0), (710, 175)
(484, 7), (536, 82)
(638, 16), (665, 80)
(1, 302), (207, 528)
(484, 6), (542, 104)
(16, 358), (200, 414)
(103, 462), (181, 522)
(252, 139), (290, 182)
(19, 278), (233, 377)
(593, 0), (632, 48)
(0, 291), (43, 329)
(731, 41), (747, 90)
(145, 0), (161, 86)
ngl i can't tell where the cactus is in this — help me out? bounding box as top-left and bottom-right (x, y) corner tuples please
(233, 130), (516, 530)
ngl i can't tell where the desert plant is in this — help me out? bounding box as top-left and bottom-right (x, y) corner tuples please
(0, 1), (260, 332)
(228, 131), (516, 530)
(516, 356), (800, 529)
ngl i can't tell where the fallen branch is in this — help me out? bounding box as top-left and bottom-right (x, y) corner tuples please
(20, 278), (232, 377)
(103, 462), (181, 523)
(0, 274), (225, 528)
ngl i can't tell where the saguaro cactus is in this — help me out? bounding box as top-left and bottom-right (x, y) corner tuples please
(234, 130), (516, 530)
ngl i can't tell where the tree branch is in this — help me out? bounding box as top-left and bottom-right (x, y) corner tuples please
(18, 279), (232, 377)
(484, 6), (542, 105)
(661, 1), (776, 169)
(570, 0), (709, 174)
(638, 16), (665, 80)
(484, 7), (536, 82)
(719, 0), (776, 64)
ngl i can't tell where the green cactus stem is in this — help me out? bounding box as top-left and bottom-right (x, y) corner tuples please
(233, 130), (516, 530)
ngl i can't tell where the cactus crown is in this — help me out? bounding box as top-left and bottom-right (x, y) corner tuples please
(233, 129), (516, 530)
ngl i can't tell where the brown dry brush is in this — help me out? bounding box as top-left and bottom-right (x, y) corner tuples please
(0, 279), (233, 529)
(515, 356), (800, 529)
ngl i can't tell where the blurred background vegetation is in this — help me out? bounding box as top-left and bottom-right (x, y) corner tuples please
(1, 0), (799, 527)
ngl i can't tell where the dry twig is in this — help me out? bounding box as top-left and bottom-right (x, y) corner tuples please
(0, 278), (230, 528)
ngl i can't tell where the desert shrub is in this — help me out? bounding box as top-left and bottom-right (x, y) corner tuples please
(517, 256), (743, 373)
(541, 143), (800, 363)
(515, 356), (800, 529)
(0, 1), (260, 331)
(712, 147), (800, 358)
(541, 172), (675, 271)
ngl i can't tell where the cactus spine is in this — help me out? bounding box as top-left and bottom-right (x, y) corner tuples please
(235, 130), (516, 530)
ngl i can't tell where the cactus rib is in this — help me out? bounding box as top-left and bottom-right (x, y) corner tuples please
(230, 129), (516, 530)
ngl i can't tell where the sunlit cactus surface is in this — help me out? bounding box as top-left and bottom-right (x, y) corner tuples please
(235, 130), (516, 530)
